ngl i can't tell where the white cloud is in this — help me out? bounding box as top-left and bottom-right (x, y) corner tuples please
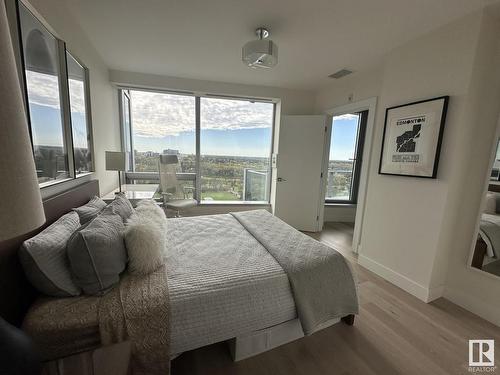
(334, 113), (359, 121)
(68, 79), (86, 114)
(131, 90), (274, 137)
(25, 70), (61, 109)
(25, 71), (86, 115)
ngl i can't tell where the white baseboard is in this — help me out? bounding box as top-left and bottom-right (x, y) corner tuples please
(444, 287), (500, 327)
(427, 285), (445, 302)
(358, 255), (444, 303)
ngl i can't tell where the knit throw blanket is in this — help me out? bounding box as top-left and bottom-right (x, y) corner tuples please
(231, 210), (359, 335)
(99, 264), (170, 375)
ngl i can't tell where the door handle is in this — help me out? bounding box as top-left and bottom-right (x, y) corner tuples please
(277, 177), (287, 182)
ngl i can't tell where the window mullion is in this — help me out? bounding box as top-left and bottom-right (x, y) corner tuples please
(195, 96), (201, 202)
(84, 67), (95, 172)
(58, 40), (75, 179)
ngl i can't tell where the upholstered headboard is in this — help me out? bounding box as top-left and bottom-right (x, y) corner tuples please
(0, 180), (100, 327)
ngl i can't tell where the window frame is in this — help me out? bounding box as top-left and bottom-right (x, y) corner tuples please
(65, 50), (95, 175)
(119, 89), (134, 172)
(119, 87), (276, 204)
(12, 0), (94, 189)
(325, 110), (368, 205)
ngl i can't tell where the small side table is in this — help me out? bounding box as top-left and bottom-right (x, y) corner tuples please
(102, 184), (159, 205)
(42, 341), (131, 375)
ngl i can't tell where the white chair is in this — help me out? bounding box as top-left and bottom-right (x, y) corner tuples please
(158, 154), (197, 217)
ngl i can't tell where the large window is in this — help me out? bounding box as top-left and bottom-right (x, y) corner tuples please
(19, 3), (69, 184)
(200, 97), (273, 202)
(130, 90), (195, 174)
(123, 89), (275, 203)
(16, 3), (93, 186)
(325, 111), (367, 204)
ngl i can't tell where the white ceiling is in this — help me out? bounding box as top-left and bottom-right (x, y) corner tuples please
(65, 0), (495, 90)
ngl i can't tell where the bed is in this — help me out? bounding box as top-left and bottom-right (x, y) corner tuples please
(0, 180), (358, 370)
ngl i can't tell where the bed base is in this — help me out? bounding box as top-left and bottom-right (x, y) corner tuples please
(228, 315), (354, 361)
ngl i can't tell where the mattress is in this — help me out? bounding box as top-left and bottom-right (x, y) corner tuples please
(23, 213), (297, 357)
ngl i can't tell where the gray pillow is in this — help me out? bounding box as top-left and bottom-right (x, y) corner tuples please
(103, 193), (134, 222)
(19, 212), (82, 297)
(67, 211), (128, 295)
(73, 196), (107, 224)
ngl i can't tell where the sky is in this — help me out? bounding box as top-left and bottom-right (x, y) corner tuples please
(130, 90), (274, 157)
(330, 114), (360, 161)
(25, 76), (358, 160)
(26, 71), (89, 149)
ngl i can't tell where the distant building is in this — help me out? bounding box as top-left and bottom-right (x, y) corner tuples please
(163, 149), (179, 155)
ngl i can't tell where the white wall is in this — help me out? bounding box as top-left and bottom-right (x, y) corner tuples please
(323, 205), (357, 222)
(22, 0), (121, 196)
(314, 8), (500, 325)
(440, 12), (500, 326)
(359, 11), (483, 300)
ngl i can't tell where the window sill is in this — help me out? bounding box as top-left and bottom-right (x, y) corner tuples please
(39, 172), (95, 200)
(39, 172), (94, 189)
(76, 172), (94, 179)
(199, 200), (270, 206)
(325, 202), (357, 207)
(39, 177), (74, 189)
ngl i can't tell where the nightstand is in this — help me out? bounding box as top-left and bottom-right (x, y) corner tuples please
(42, 341), (131, 375)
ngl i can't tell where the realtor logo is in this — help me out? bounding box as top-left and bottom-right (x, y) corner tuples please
(469, 340), (495, 368)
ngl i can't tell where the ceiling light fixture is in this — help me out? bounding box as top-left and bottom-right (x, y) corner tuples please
(242, 27), (278, 69)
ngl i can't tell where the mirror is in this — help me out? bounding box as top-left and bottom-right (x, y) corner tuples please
(470, 137), (500, 277)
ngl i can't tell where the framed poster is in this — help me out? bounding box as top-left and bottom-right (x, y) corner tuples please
(379, 96), (449, 178)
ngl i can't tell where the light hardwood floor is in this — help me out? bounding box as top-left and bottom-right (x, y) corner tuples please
(171, 222), (500, 375)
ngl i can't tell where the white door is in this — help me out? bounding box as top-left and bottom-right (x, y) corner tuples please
(274, 115), (328, 232)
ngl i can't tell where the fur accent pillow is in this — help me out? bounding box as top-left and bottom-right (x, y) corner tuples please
(135, 200), (167, 231)
(124, 202), (167, 275)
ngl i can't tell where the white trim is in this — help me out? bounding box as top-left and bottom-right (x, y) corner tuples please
(325, 97), (378, 253)
(358, 254), (443, 302)
(317, 115), (331, 231)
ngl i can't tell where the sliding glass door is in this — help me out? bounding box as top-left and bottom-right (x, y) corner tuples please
(200, 97), (273, 202)
(122, 89), (275, 203)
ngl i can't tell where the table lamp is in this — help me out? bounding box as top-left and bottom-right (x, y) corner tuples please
(0, 1), (45, 242)
(105, 151), (127, 193)
(0, 2), (44, 373)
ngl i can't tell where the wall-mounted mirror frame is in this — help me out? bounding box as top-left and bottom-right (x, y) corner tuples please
(468, 124), (500, 280)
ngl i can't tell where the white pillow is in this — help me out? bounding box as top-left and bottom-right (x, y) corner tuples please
(124, 203), (167, 275)
(135, 200), (168, 232)
(484, 192), (499, 214)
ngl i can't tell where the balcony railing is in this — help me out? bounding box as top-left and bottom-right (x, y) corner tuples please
(125, 171), (197, 200)
(125, 171), (196, 182)
(326, 168), (353, 201)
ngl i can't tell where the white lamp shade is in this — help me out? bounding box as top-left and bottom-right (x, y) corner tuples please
(105, 151), (127, 171)
(0, 1), (45, 241)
